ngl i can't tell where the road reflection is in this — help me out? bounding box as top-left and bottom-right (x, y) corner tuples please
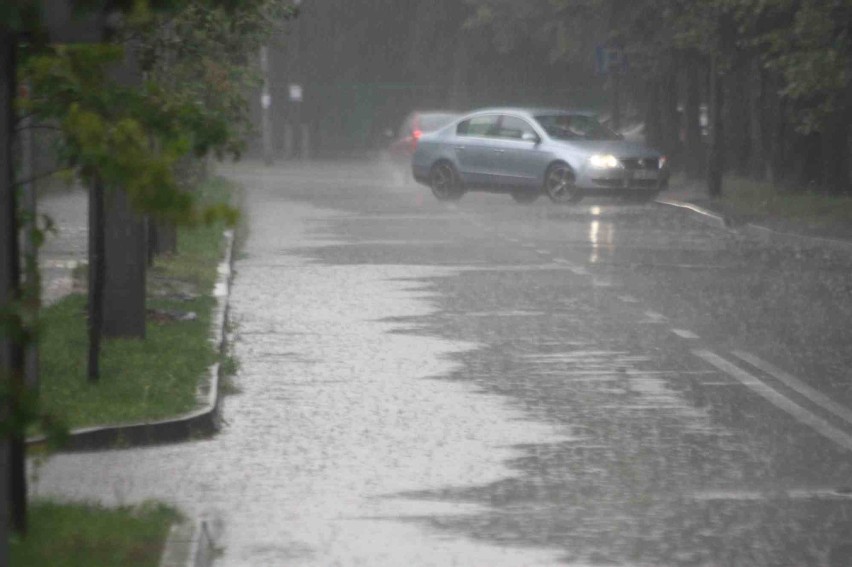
(588, 206), (615, 264)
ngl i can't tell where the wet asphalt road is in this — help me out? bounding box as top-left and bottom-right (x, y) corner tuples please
(32, 159), (852, 566)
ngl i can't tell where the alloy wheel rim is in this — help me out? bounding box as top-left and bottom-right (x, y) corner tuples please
(433, 165), (453, 196)
(547, 167), (575, 200)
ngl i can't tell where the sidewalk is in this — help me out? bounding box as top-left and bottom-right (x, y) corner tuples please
(38, 186), (88, 305)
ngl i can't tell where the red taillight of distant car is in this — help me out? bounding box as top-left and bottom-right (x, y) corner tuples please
(409, 129), (423, 153)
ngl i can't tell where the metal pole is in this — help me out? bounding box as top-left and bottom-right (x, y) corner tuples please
(260, 46), (274, 165)
(612, 68), (621, 133)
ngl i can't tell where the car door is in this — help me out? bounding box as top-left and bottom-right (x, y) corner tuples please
(453, 114), (500, 187)
(488, 115), (550, 188)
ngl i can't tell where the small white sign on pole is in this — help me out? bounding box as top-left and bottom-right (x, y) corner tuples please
(289, 84), (303, 102)
(261, 93), (272, 109)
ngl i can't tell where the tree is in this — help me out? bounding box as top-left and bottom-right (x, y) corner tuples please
(2, 0), (296, 540)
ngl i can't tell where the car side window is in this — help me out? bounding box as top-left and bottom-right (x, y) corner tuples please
(457, 115), (498, 137)
(495, 116), (537, 140)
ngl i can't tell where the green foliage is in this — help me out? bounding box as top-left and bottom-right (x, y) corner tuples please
(467, 0), (852, 136)
(36, 177), (233, 430)
(20, 43), (238, 224)
(721, 176), (852, 225)
(10, 501), (177, 567)
(737, 0), (852, 131)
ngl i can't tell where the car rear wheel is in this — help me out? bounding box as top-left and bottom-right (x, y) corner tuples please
(430, 162), (463, 201)
(544, 164), (582, 204)
(511, 190), (539, 204)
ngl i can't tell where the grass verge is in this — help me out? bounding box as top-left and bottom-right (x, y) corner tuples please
(37, 176), (235, 430)
(10, 501), (177, 567)
(717, 176), (852, 227)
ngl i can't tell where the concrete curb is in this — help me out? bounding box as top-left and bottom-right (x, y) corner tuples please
(657, 197), (852, 252)
(27, 229), (236, 452)
(655, 197), (729, 229)
(159, 518), (216, 567)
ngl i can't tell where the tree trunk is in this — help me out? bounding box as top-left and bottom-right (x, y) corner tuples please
(684, 50), (704, 179)
(644, 78), (663, 148)
(149, 219), (177, 258)
(725, 60), (751, 175)
(661, 55), (681, 164)
(449, 35), (470, 109)
(766, 80), (786, 185)
(87, 179), (105, 381)
(103, 188), (147, 338)
(0, 28), (26, 537)
(707, 55), (725, 198)
(748, 57), (766, 179)
(821, 105), (851, 194)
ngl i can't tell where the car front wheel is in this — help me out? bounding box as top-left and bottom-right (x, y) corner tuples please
(544, 164), (582, 204)
(430, 162), (463, 201)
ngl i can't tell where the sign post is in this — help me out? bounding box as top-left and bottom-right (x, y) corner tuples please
(596, 45), (626, 132)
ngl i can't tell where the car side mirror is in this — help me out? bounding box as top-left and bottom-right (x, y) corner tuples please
(522, 132), (540, 144)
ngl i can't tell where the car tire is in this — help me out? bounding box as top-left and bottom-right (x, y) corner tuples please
(430, 162), (463, 201)
(511, 190), (539, 204)
(543, 163), (583, 204)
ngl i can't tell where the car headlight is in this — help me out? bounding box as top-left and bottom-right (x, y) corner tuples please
(589, 154), (621, 169)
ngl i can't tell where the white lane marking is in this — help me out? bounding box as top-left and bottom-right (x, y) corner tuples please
(618, 295), (639, 303)
(671, 329), (700, 339)
(592, 279), (613, 288)
(733, 350), (852, 427)
(553, 258), (573, 266)
(691, 488), (852, 501)
(569, 266), (590, 276)
(644, 310), (667, 322)
(693, 350), (852, 452)
(535, 249), (550, 255)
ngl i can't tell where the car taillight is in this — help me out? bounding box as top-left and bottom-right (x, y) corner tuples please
(410, 129), (423, 153)
(659, 155), (667, 169)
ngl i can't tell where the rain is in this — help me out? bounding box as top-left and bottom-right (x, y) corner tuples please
(4, 1), (852, 565)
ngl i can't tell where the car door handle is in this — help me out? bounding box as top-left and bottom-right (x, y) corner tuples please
(493, 149), (505, 153)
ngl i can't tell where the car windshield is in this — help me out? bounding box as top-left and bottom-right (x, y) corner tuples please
(418, 113), (458, 132)
(534, 114), (621, 141)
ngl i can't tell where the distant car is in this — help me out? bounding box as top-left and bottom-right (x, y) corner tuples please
(412, 108), (670, 203)
(387, 111), (460, 163)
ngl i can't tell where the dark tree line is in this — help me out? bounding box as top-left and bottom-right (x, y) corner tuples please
(466, 0), (852, 196)
(271, 0), (851, 195)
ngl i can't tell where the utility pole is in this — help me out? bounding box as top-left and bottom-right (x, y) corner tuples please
(707, 53), (724, 198)
(291, 0), (305, 159)
(611, 66), (621, 132)
(260, 45), (274, 165)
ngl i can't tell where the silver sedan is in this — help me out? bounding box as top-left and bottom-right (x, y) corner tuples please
(411, 108), (669, 204)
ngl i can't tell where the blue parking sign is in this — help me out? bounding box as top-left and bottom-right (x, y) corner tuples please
(596, 46), (626, 75)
